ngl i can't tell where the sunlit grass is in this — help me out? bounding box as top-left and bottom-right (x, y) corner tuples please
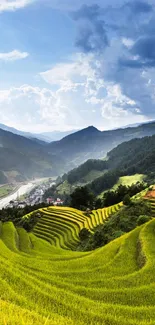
(0, 203), (155, 324)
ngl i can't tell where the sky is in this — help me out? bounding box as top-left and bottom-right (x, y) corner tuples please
(0, 0), (155, 132)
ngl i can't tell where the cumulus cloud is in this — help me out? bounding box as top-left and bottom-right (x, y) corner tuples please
(0, 50), (29, 61)
(0, 85), (68, 132)
(68, 1), (155, 123)
(72, 4), (108, 53)
(120, 36), (155, 68)
(124, 1), (152, 14)
(1, 0), (155, 131)
(0, 0), (34, 12)
(40, 53), (95, 86)
(40, 52), (147, 130)
(0, 51), (147, 132)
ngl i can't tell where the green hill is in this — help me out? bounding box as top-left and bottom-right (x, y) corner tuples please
(0, 195), (155, 324)
(48, 121), (155, 168)
(2, 121), (155, 184)
(0, 128), (64, 183)
(56, 134), (155, 198)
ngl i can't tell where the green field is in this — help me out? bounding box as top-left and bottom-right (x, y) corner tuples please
(0, 185), (15, 198)
(1, 199), (155, 324)
(79, 170), (106, 183)
(57, 180), (73, 195)
(98, 174), (146, 198)
(112, 174), (146, 190)
(57, 171), (106, 196)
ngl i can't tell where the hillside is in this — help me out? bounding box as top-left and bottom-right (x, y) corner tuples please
(48, 121), (155, 168)
(0, 128), (64, 184)
(77, 134), (155, 196)
(1, 197), (155, 324)
(52, 132), (155, 197)
(2, 121), (155, 185)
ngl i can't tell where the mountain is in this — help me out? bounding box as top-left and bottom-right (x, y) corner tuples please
(0, 128), (64, 184)
(0, 123), (34, 138)
(2, 120), (155, 185)
(87, 134), (155, 195)
(39, 130), (79, 142)
(58, 132), (155, 197)
(48, 122), (155, 169)
(0, 123), (78, 142)
(61, 159), (106, 185)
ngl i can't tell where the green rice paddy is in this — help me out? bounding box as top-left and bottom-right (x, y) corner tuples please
(0, 200), (155, 324)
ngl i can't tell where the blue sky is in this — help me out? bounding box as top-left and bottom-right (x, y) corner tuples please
(0, 0), (155, 132)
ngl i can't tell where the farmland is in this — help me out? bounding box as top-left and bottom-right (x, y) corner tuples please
(98, 174), (146, 198)
(0, 184), (15, 198)
(32, 204), (122, 249)
(0, 199), (155, 324)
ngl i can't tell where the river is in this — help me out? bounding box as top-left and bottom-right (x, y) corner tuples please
(0, 182), (35, 209)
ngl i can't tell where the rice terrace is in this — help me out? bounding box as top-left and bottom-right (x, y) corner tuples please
(0, 189), (155, 325)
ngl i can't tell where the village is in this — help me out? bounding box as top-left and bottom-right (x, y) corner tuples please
(6, 179), (64, 209)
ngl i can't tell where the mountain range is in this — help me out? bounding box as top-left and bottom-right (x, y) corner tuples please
(0, 123), (77, 142)
(1, 120), (155, 184)
(58, 133), (155, 197)
(0, 128), (65, 184)
(48, 122), (155, 167)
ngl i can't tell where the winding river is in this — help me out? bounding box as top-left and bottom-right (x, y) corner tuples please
(0, 182), (35, 209)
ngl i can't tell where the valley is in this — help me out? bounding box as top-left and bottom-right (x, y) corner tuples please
(1, 123), (155, 325)
(2, 2), (155, 324)
(0, 178), (55, 209)
(1, 120), (155, 185)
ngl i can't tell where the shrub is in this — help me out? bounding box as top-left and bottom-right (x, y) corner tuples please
(137, 215), (151, 226)
(79, 228), (91, 241)
(123, 194), (131, 206)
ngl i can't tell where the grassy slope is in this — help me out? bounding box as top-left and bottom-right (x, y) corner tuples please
(0, 217), (155, 324)
(98, 173), (145, 198)
(81, 170), (105, 183)
(57, 171), (106, 196)
(0, 195), (155, 324)
(57, 181), (73, 195)
(0, 185), (15, 198)
(112, 174), (146, 190)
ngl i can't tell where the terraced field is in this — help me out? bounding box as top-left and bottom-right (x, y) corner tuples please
(144, 198), (155, 216)
(1, 203), (155, 324)
(33, 204), (122, 249)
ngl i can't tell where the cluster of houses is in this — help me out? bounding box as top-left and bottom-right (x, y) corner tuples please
(7, 180), (64, 209)
(46, 197), (64, 206)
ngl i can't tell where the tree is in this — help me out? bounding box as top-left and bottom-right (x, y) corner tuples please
(137, 215), (151, 226)
(70, 186), (95, 210)
(94, 198), (103, 209)
(79, 228), (91, 241)
(123, 194), (131, 206)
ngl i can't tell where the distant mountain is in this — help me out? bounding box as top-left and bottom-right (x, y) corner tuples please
(0, 128), (64, 184)
(2, 120), (155, 185)
(39, 130), (79, 142)
(0, 123), (78, 142)
(48, 122), (155, 169)
(0, 123), (34, 138)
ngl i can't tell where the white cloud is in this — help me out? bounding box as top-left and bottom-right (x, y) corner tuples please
(0, 50), (29, 61)
(0, 0), (34, 12)
(0, 52), (148, 132)
(122, 38), (135, 48)
(40, 53), (94, 87)
(0, 84), (82, 132)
